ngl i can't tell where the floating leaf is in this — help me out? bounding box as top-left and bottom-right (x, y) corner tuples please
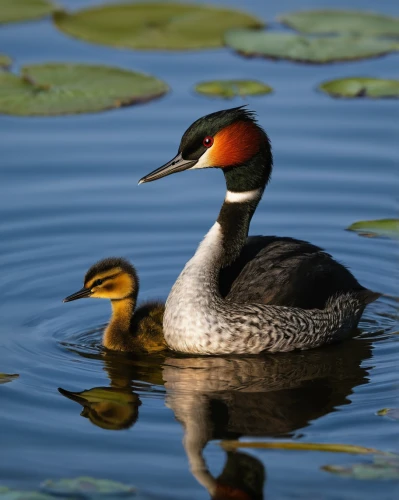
(347, 219), (399, 239)
(320, 77), (399, 98)
(0, 0), (58, 25)
(195, 79), (272, 99)
(53, 3), (263, 51)
(323, 455), (399, 480)
(41, 477), (136, 498)
(224, 30), (399, 63)
(279, 10), (399, 37)
(0, 373), (19, 384)
(0, 54), (11, 69)
(0, 63), (168, 116)
(0, 489), (53, 500)
(377, 408), (399, 421)
(221, 441), (383, 455)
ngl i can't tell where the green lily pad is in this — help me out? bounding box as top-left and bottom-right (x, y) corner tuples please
(195, 79), (272, 99)
(53, 3), (263, 51)
(0, 0), (58, 25)
(0, 63), (168, 116)
(347, 219), (399, 239)
(320, 78), (399, 98)
(41, 477), (136, 498)
(0, 489), (53, 500)
(0, 373), (19, 384)
(377, 408), (399, 421)
(224, 30), (399, 63)
(322, 455), (399, 480)
(279, 10), (399, 37)
(0, 54), (11, 69)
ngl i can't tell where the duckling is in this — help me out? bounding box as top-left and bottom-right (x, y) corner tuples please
(63, 258), (166, 353)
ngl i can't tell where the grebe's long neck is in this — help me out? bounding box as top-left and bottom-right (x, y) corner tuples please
(217, 187), (263, 267)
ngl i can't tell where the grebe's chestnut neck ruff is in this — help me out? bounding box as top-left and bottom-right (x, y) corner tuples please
(63, 257), (165, 353)
(139, 107), (379, 355)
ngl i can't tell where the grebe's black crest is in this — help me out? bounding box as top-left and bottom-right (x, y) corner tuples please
(179, 106), (261, 161)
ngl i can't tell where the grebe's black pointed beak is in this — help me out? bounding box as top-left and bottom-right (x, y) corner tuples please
(63, 287), (92, 303)
(138, 152), (197, 184)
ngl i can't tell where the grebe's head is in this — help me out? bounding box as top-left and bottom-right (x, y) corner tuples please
(63, 258), (138, 303)
(139, 107), (272, 189)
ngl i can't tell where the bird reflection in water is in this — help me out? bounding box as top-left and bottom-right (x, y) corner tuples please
(60, 338), (372, 499)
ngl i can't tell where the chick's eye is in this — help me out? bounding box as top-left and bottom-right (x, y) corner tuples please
(203, 136), (214, 148)
(94, 279), (103, 286)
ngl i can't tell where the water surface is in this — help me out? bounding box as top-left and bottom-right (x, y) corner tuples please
(0, 0), (398, 498)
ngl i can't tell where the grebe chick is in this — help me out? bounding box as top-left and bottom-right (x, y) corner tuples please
(63, 258), (165, 353)
(139, 107), (380, 355)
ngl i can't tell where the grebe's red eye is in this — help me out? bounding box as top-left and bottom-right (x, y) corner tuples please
(203, 136), (214, 148)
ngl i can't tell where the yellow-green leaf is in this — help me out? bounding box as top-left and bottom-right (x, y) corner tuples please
(0, 373), (19, 384)
(221, 441), (383, 455)
(279, 10), (399, 37)
(195, 79), (272, 99)
(0, 0), (58, 24)
(0, 54), (11, 69)
(347, 219), (399, 239)
(53, 3), (264, 51)
(377, 408), (399, 420)
(320, 77), (399, 98)
(0, 63), (169, 116)
(224, 30), (399, 63)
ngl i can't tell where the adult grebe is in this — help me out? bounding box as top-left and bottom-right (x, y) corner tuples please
(139, 107), (379, 354)
(64, 257), (165, 353)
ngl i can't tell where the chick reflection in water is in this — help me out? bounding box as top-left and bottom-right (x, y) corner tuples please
(163, 338), (372, 498)
(63, 257), (165, 353)
(58, 350), (163, 431)
(58, 386), (141, 431)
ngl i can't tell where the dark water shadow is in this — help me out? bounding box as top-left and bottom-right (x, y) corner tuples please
(59, 337), (372, 499)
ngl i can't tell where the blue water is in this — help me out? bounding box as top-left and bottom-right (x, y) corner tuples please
(0, 0), (398, 498)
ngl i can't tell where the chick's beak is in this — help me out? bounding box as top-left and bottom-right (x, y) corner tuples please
(138, 152), (197, 184)
(63, 287), (92, 303)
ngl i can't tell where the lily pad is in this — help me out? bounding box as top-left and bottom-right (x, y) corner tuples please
(322, 455), (399, 480)
(377, 408), (399, 421)
(0, 54), (11, 69)
(347, 219), (399, 239)
(0, 373), (19, 384)
(224, 30), (399, 64)
(279, 10), (399, 37)
(0, 63), (168, 116)
(41, 477), (136, 498)
(53, 3), (263, 51)
(0, 489), (53, 500)
(320, 78), (399, 98)
(0, 0), (58, 25)
(221, 441), (382, 455)
(195, 79), (272, 99)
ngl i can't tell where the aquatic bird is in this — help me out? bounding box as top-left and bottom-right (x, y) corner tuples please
(63, 258), (166, 353)
(139, 107), (379, 355)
